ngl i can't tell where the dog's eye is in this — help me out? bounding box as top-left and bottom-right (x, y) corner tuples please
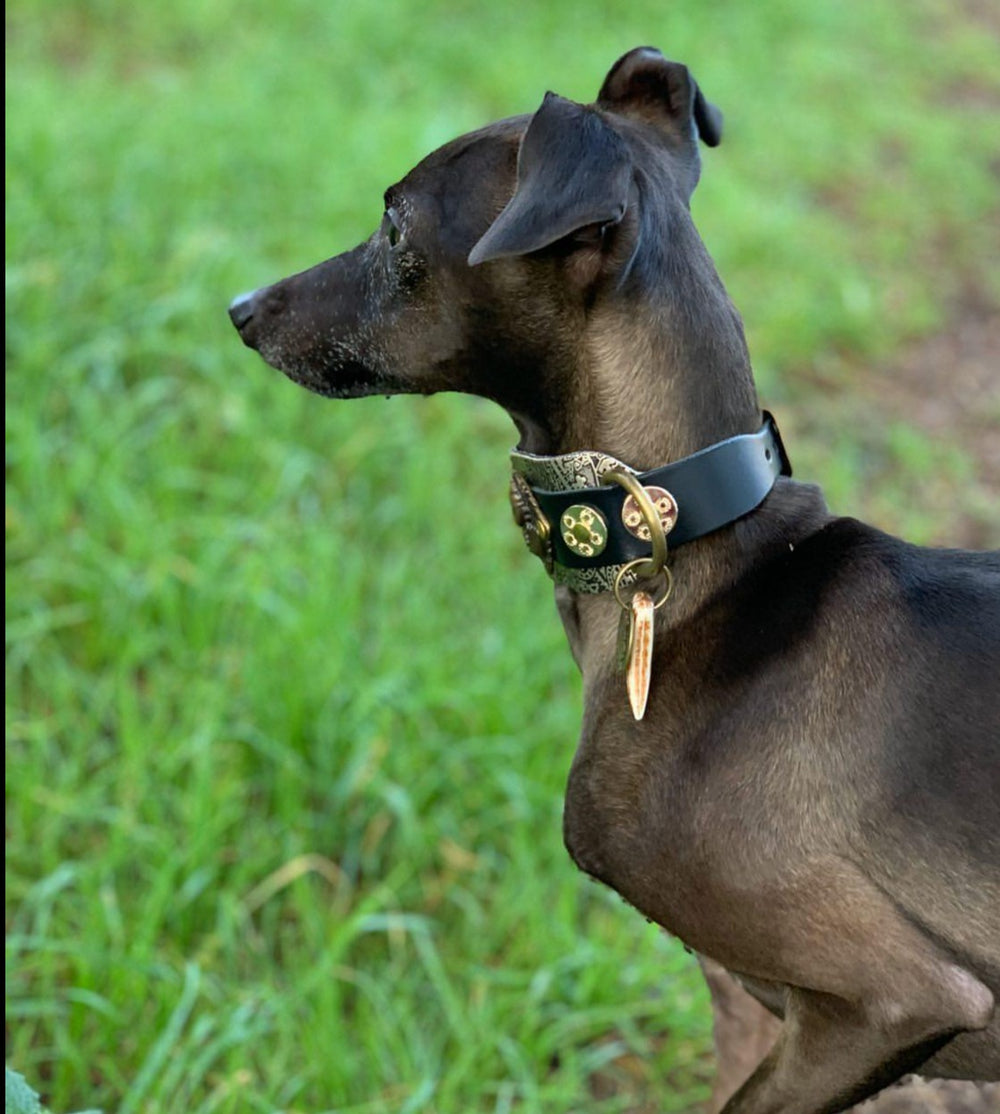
(384, 207), (403, 248)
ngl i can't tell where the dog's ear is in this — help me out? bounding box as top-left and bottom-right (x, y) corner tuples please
(468, 92), (632, 266)
(597, 47), (722, 148)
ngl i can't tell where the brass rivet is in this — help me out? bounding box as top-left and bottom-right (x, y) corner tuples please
(621, 485), (678, 541)
(560, 504), (608, 558)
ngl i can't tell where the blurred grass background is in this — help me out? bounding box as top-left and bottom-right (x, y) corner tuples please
(5, 1), (998, 1112)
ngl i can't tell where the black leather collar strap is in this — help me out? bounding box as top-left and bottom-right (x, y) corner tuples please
(509, 414), (791, 593)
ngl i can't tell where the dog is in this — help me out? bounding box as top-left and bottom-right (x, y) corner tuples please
(229, 48), (1000, 1113)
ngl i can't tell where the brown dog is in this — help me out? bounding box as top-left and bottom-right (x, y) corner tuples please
(230, 48), (1000, 1113)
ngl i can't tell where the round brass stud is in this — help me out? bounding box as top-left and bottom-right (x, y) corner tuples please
(560, 504), (608, 558)
(622, 485), (678, 541)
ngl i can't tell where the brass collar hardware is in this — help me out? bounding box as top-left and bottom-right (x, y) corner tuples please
(604, 469), (674, 578)
(509, 471), (553, 573)
(603, 480), (677, 722)
(508, 414), (791, 595)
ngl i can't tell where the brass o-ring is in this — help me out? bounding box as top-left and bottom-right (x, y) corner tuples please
(613, 559), (674, 612)
(604, 469), (668, 576)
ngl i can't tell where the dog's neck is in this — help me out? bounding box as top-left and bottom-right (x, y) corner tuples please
(582, 304), (760, 465)
(515, 217), (761, 468)
(506, 234), (830, 682)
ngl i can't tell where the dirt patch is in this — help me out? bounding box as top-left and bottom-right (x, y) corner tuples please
(956, 0), (1000, 38)
(788, 293), (1000, 551)
(852, 298), (999, 549)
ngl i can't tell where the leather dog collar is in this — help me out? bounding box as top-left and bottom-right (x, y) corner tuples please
(510, 413), (791, 593)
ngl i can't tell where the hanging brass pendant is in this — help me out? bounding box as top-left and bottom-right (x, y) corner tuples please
(626, 590), (655, 721)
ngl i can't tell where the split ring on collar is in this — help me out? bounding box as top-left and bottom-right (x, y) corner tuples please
(613, 559), (674, 611)
(604, 469), (672, 577)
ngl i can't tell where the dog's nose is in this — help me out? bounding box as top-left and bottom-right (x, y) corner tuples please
(228, 290), (257, 331)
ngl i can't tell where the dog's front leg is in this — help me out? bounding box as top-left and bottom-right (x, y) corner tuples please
(699, 957), (781, 1112)
(721, 972), (994, 1114)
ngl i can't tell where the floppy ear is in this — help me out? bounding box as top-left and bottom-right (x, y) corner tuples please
(597, 47), (722, 147)
(468, 92), (632, 266)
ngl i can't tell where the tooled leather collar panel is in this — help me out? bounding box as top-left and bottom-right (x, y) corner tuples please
(509, 413), (791, 593)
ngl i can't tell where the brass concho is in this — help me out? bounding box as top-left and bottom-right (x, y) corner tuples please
(560, 504), (608, 558)
(621, 485), (678, 541)
(509, 472), (553, 573)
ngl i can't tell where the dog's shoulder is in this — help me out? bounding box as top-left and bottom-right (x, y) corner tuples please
(754, 507), (998, 619)
(709, 509), (999, 685)
(834, 519), (1000, 641)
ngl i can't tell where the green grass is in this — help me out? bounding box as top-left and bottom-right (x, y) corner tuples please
(5, 2), (998, 1112)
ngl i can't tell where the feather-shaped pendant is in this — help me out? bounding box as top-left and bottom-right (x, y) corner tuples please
(626, 590), (655, 721)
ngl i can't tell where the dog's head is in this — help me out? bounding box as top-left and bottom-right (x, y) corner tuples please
(229, 48), (723, 441)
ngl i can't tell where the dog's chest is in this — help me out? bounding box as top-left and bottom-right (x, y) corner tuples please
(562, 697), (725, 934)
(559, 659), (838, 958)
